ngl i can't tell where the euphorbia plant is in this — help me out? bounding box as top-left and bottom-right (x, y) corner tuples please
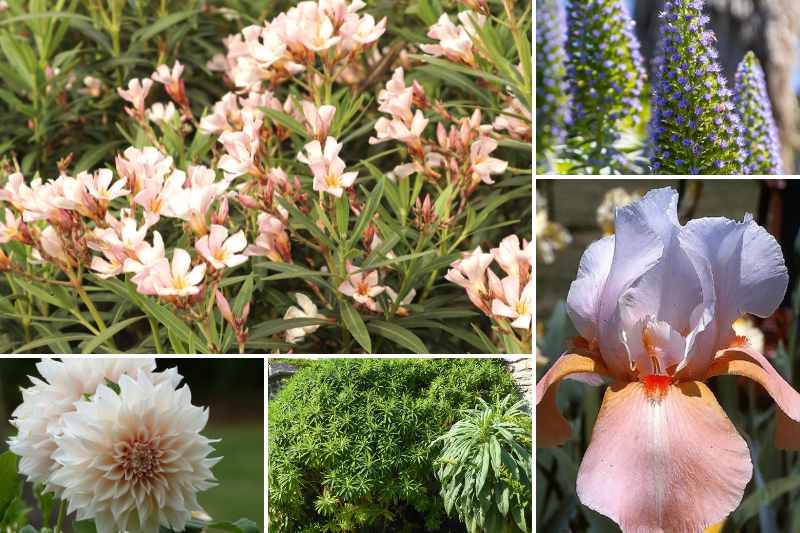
(0, 0), (532, 354)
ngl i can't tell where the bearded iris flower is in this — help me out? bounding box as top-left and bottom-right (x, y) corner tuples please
(537, 188), (800, 532)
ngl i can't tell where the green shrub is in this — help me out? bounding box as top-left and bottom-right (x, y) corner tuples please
(432, 395), (532, 533)
(268, 358), (519, 533)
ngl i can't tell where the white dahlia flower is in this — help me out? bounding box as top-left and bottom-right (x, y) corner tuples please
(8, 358), (180, 494)
(50, 370), (220, 533)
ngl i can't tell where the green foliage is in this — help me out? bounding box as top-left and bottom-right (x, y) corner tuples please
(0, 451), (29, 531)
(268, 358), (520, 532)
(432, 395), (532, 533)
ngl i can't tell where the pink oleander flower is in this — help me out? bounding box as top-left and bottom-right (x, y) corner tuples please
(50, 369), (218, 533)
(79, 169), (129, 204)
(420, 12), (482, 65)
(370, 110), (429, 151)
(146, 101), (178, 123)
(0, 207), (22, 243)
(32, 225), (71, 267)
(338, 262), (386, 311)
(378, 287), (416, 315)
(199, 92), (240, 134)
(117, 78), (153, 119)
(0, 172), (28, 211)
(195, 224), (248, 270)
(8, 359), (180, 496)
(301, 101), (336, 141)
(166, 179), (223, 236)
(493, 96), (532, 141)
(134, 169), (185, 226)
(151, 60), (184, 91)
(537, 187), (800, 532)
(89, 216), (150, 278)
(115, 146), (173, 195)
(300, 12), (340, 52)
(491, 234), (532, 282)
(298, 137), (357, 197)
(80, 76), (102, 98)
(149, 248), (206, 298)
(490, 275), (532, 330)
(469, 137), (507, 184)
(283, 293), (324, 343)
(244, 213), (291, 262)
(445, 247), (494, 313)
(218, 110), (262, 180)
(127, 231), (167, 294)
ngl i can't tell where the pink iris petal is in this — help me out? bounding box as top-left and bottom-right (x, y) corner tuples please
(577, 381), (751, 532)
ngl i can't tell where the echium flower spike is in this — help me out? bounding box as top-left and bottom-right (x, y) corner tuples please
(734, 51), (783, 174)
(649, 0), (745, 174)
(565, 0), (645, 173)
(535, 0), (570, 168)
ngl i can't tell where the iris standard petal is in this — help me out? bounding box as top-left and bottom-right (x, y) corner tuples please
(566, 234), (615, 343)
(576, 381), (751, 533)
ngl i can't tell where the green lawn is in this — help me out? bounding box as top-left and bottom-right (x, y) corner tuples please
(200, 422), (264, 530)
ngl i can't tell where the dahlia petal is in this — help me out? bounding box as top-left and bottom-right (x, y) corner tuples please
(577, 381), (751, 532)
(535, 353), (609, 447)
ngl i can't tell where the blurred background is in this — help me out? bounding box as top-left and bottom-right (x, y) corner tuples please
(0, 358), (264, 531)
(536, 179), (800, 532)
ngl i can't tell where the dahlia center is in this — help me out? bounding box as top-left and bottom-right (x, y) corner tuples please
(120, 439), (161, 479)
(356, 282), (371, 297)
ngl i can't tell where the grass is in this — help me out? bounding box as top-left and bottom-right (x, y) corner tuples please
(200, 422), (264, 530)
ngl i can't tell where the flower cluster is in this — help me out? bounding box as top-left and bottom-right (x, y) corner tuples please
(535, 0), (570, 165)
(208, 0), (386, 89)
(564, 0), (645, 172)
(420, 11), (485, 67)
(648, 0), (745, 174)
(0, 145), (242, 303)
(9, 359), (219, 533)
(370, 66), (508, 194)
(734, 51), (783, 174)
(446, 234), (532, 331)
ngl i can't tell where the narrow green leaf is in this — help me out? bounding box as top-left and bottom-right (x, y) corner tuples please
(130, 10), (199, 44)
(81, 315), (145, 354)
(367, 320), (428, 354)
(340, 301), (371, 353)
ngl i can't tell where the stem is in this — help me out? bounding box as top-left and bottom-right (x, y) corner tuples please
(149, 316), (163, 354)
(55, 498), (66, 533)
(76, 284), (108, 334)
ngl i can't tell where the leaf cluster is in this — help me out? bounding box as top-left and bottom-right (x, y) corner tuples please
(432, 395), (532, 533)
(268, 358), (520, 532)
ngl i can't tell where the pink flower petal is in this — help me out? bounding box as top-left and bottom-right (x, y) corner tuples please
(577, 381), (751, 532)
(536, 353), (609, 448)
(707, 345), (800, 449)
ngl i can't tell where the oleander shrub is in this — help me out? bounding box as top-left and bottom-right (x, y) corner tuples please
(0, 0), (532, 354)
(268, 358), (521, 532)
(432, 395), (532, 533)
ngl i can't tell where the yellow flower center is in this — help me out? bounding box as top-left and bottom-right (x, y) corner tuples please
(173, 275), (188, 290)
(324, 174), (340, 188)
(515, 301), (528, 316)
